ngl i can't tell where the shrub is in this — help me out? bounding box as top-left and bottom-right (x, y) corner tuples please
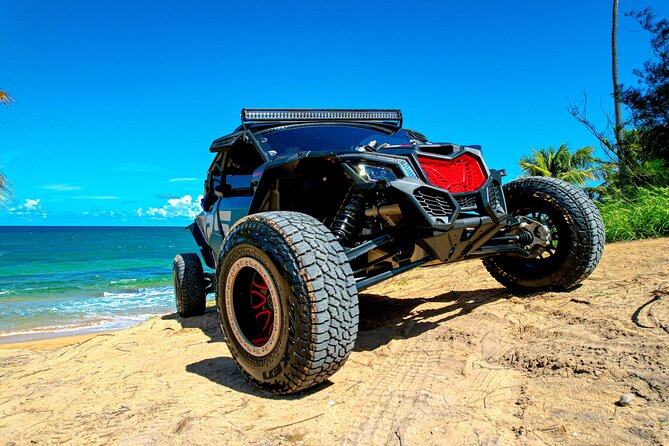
(597, 187), (669, 242)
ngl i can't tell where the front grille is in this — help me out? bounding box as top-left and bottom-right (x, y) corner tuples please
(455, 195), (477, 210)
(414, 188), (454, 219)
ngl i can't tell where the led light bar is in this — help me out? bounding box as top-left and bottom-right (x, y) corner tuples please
(242, 108), (402, 127)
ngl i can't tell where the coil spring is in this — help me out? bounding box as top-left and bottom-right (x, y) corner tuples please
(518, 229), (534, 246)
(330, 188), (366, 246)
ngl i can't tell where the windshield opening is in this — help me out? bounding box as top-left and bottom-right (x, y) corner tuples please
(254, 124), (414, 156)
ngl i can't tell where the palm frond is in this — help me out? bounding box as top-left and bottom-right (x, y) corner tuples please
(0, 170), (10, 204)
(0, 90), (14, 107)
(560, 169), (597, 186)
(518, 143), (598, 186)
(519, 160), (552, 177)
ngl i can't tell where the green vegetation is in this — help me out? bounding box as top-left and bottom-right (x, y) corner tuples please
(521, 7), (668, 244)
(519, 144), (599, 186)
(620, 8), (669, 164)
(597, 187), (669, 242)
(597, 9), (668, 242)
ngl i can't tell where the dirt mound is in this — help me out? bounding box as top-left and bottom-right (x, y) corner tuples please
(1, 238), (668, 445)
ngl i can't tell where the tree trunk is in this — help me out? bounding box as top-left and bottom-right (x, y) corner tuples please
(612, 0), (626, 194)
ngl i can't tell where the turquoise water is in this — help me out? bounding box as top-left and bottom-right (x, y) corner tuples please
(0, 226), (203, 339)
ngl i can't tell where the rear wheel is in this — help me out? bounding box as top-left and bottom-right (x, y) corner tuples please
(217, 211), (358, 394)
(483, 177), (605, 292)
(173, 253), (206, 317)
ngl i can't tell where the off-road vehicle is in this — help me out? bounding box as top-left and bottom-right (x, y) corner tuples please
(173, 108), (604, 394)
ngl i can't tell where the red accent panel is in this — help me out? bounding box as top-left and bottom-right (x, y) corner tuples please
(418, 154), (487, 193)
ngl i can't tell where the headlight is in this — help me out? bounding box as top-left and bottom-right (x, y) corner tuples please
(358, 164), (398, 182)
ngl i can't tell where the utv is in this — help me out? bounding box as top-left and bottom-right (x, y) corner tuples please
(173, 109), (604, 394)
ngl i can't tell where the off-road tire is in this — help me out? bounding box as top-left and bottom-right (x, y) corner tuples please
(173, 253), (206, 317)
(483, 177), (605, 292)
(217, 211), (358, 394)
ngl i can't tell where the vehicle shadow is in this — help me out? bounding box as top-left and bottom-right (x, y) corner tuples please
(355, 287), (511, 351)
(162, 306), (223, 343)
(184, 356), (334, 399)
(169, 286), (512, 396)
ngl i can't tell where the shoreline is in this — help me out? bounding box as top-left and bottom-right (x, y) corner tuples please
(0, 318), (148, 349)
(0, 330), (108, 350)
(0, 299), (215, 350)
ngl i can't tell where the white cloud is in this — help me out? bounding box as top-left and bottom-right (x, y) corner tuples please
(24, 199), (40, 210)
(7, 198), (47, 218)
(146, 208), (168, 217)
(43, 184), (82, 191)
(74, 196), (120, 200)
(138, 194), (203, 219)
(168, 177), (198, 183)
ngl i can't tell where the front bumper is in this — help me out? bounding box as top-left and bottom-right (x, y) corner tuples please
(382, 169), (509, 262)
(389, 169), (507, 229)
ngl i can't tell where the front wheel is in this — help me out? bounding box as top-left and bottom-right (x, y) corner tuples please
(483, 177), (605, 292)
(217, 211), (359, 394)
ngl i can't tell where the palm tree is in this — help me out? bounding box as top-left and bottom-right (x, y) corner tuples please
(612, 0), (627, 194)
(0, 167), (10, 205)
(0, 171), (8, 201)
(519, 144), (599, 186)
(0, 89), (13, 201)
(0, 89), (14, 106)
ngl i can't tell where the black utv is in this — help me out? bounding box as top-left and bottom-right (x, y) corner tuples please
(173, 109), (604, 394)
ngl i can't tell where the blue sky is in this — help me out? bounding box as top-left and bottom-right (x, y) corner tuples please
(1, 0), (667, 226)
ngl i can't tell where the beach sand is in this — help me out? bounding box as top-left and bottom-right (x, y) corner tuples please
(0, 332), (100, 351)
(1, 238), (668, 445)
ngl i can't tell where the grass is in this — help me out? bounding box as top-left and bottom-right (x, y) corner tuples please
(597, 187), (669, 242)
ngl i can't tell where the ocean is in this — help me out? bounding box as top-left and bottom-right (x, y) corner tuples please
(0, 226), (205, 341)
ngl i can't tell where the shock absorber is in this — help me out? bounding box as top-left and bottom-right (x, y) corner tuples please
(330, 187), (366, 246)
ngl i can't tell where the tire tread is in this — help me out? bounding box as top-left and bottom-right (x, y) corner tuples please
(173, 253), (206, 317)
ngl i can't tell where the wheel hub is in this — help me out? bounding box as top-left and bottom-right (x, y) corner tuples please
(518, 219), (552, 255)
(224, 257), (281, 357)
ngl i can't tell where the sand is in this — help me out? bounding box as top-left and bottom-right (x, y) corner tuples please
(0, 333), (100, 351)
(1, 238), (668, 445)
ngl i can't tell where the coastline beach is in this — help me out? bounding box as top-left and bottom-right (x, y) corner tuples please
(1, 238), (667, 445)
(4, 1), (669, 443)
(0, 226), (198, 341)
(0, 331), (100, 350)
